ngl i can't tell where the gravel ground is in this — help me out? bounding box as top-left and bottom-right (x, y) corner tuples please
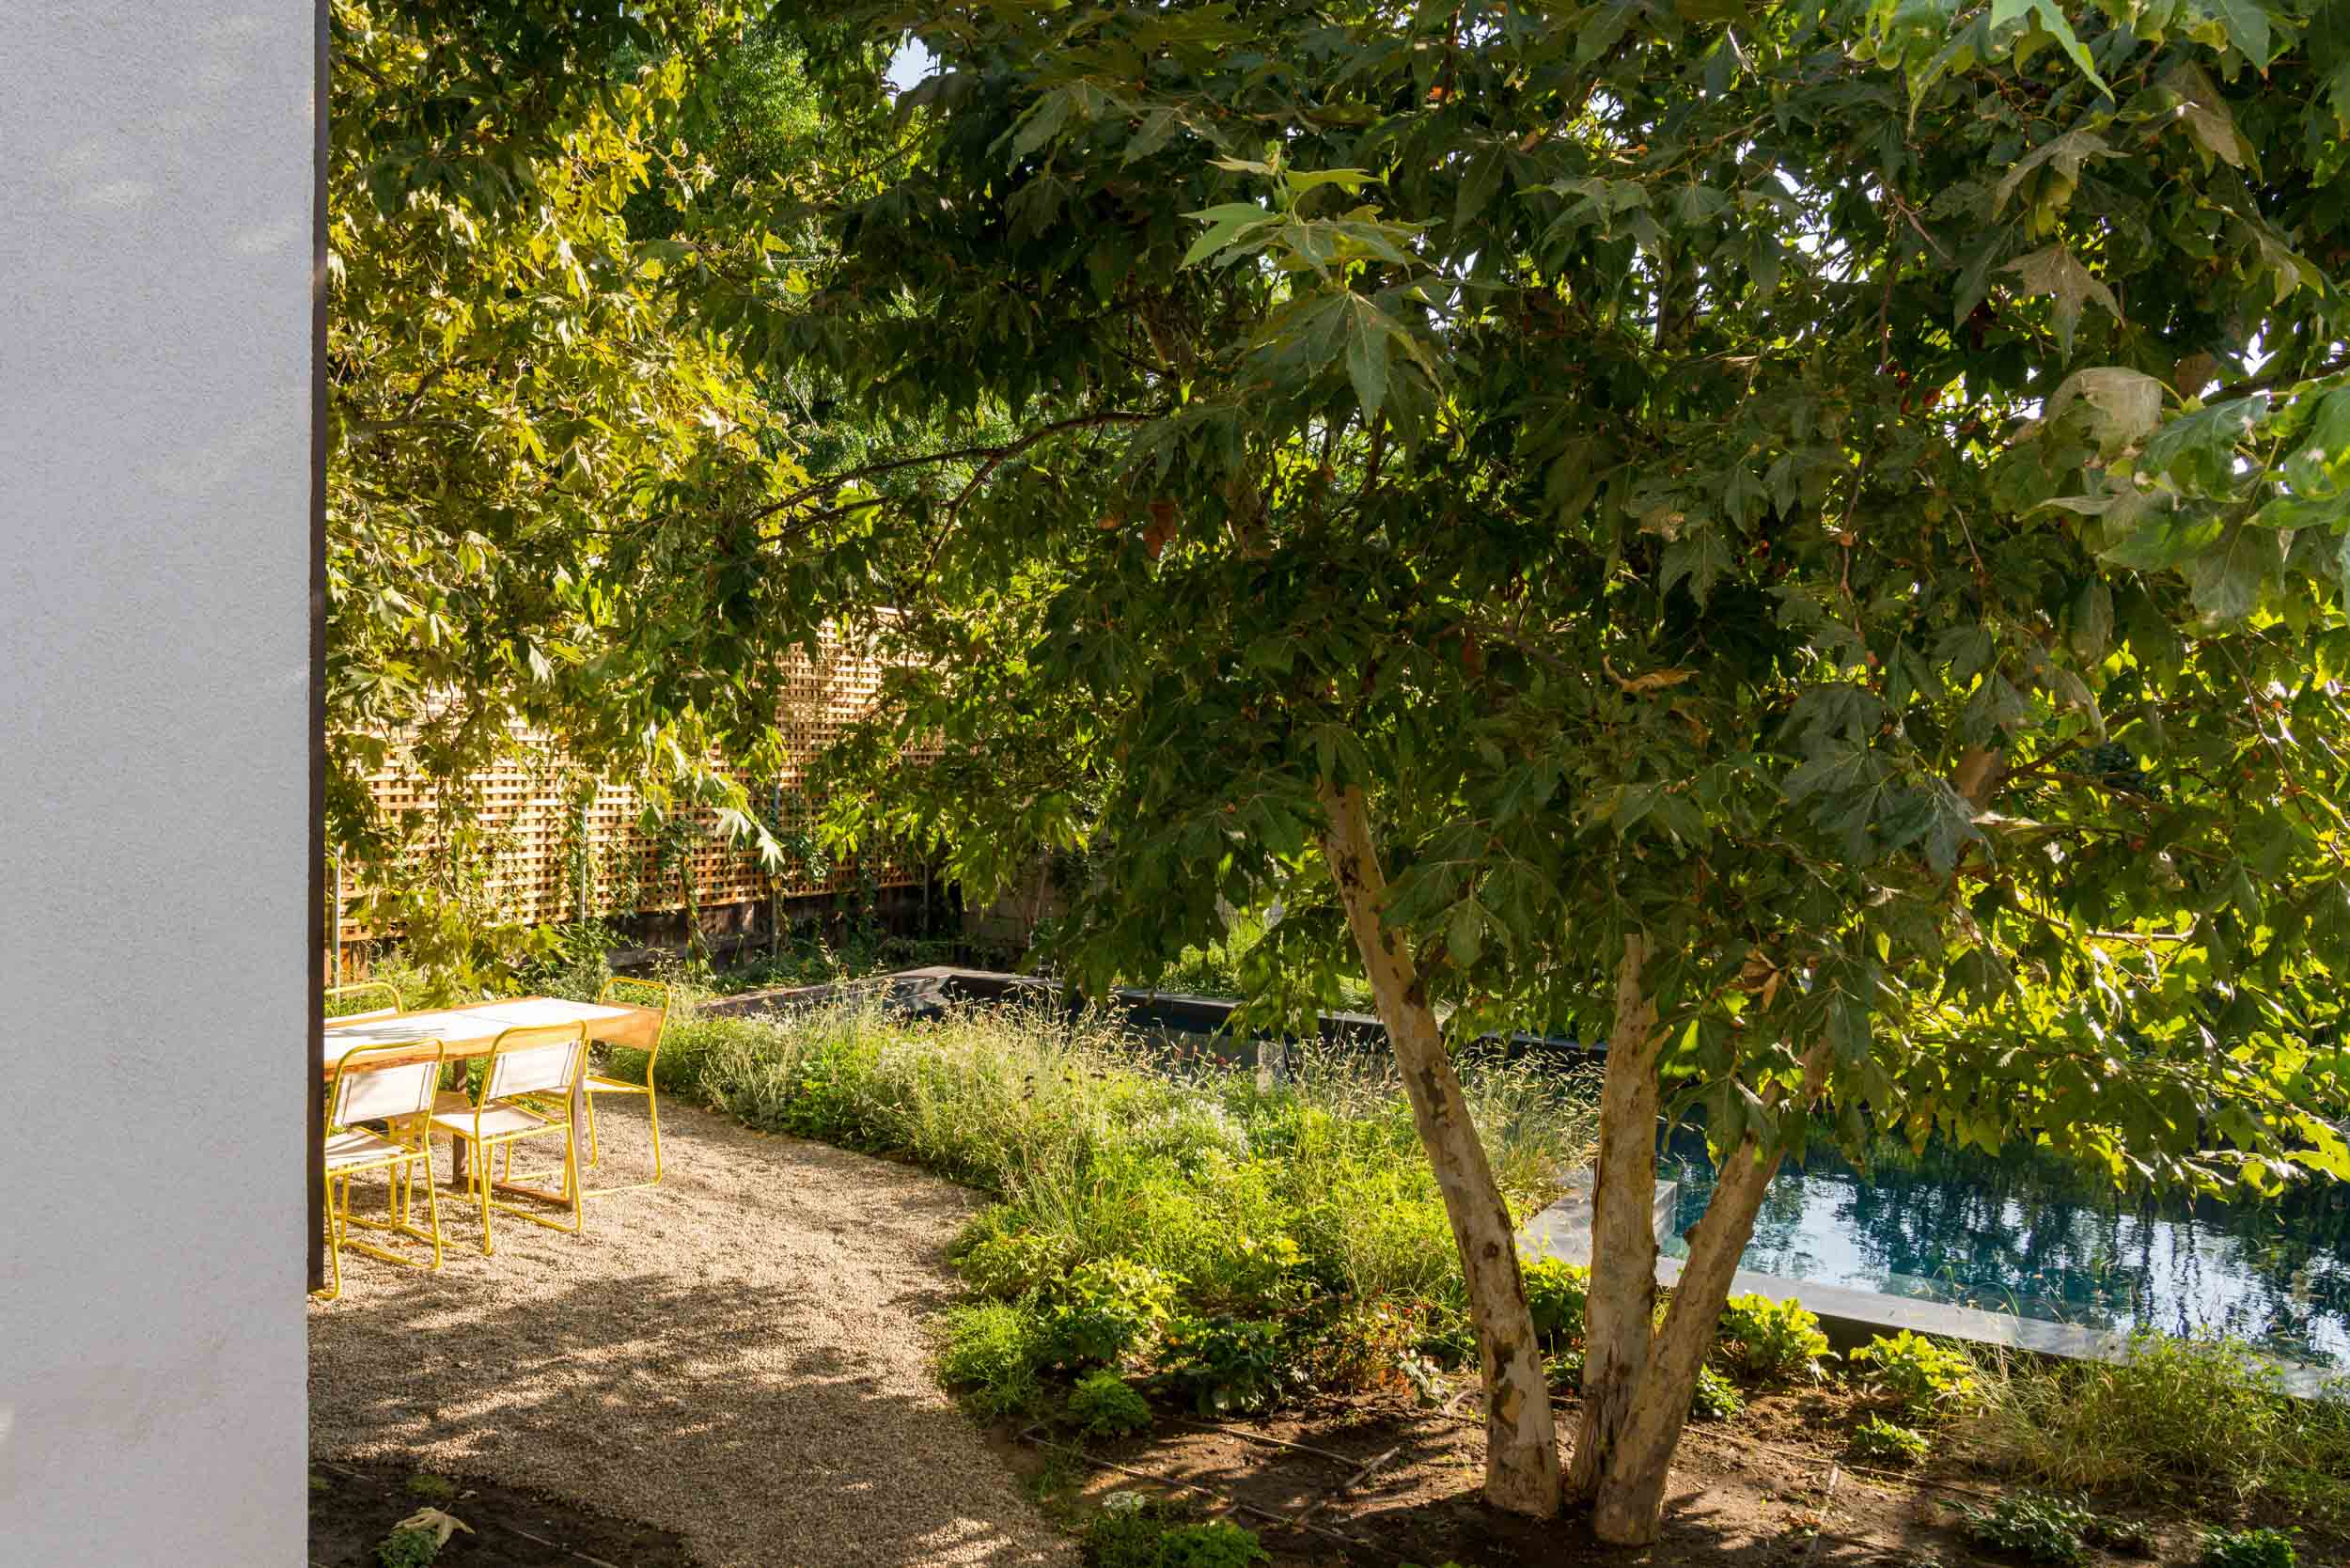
(309, 1098), (1074, 1568)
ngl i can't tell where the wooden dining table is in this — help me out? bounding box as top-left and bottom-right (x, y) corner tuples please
(322, 996), (662, 1189)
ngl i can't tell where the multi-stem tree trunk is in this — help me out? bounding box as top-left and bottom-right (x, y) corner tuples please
(1577, 1023), (1834, 1545)
(1316, 782), (1561, 1519)
(1569, 934), (1664, 1497)
(1588, 1130), (1786, 1541)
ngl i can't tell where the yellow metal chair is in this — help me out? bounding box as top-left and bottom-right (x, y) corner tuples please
(324, 980), (404, 1022)
(583, 976), (673, 1192)
(316, 1039), (445, 1300)
(429, 1022), (588, 1254)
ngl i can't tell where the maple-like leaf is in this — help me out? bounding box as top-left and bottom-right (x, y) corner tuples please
(2003, 244), (2121, 356)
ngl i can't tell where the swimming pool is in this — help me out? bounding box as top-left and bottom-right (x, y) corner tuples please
(1659, 1126), (2350, 1366)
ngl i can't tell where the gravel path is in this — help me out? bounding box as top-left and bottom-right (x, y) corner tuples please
(309, 1099), (1073, 1568)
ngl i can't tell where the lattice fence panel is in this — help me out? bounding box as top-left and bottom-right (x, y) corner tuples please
(337, 630), (936, 946)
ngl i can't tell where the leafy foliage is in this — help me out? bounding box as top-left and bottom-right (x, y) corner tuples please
(1082, 1501), (1269, 1568)
(1153, 1523), (1272, 1568)
(1067, 1372), (1155, 1440)
(2201, 1527), (2299, 1568)
(1850, 1331), (1980, 1419)
(1962, 1492), (2097, 1565)
(937, 1301), (1050, 1420)
(1522, 1257), (1591, 1348)
(374, 1529), (441, 1568)
(1688, 1364), (1745, 1421)
(1847, 1415), (1933, 1467)
(329, 2), (875, 965)
(1157, 1316), (1300, 1416)
(1041, 1260), (1181, 1370)
(1715, 1294), (1834, 1384)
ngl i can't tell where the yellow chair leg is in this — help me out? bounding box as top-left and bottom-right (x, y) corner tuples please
(586, 1089), (601, 1168)
(647, 1088), (662, 1185)
(318, 1173), (343, 1301)
(478, 1145), (495, 1256)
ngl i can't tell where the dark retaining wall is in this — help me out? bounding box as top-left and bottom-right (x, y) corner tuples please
(698, 964), (1599, 1065)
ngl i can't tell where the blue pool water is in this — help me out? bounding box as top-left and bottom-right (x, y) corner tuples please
(1659, 1126), (2350, 1368)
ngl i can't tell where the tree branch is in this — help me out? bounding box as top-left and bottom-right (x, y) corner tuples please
(741, 410), (1162, 530)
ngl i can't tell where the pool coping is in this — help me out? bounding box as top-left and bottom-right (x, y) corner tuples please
(1515, 1184), (2340, 1401)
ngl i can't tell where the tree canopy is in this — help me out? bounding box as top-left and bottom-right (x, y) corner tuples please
(744, 0), (2350, 1536)
(327, 0), (870, 964)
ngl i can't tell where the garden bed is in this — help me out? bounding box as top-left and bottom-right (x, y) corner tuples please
(1007, 1380), (2338, 1567)
(308, 1459), (695, 1568)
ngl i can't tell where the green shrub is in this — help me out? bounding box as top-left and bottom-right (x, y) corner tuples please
(1847, 1415), (1931, 1467)
(1159, 1316), (1299, 1415)
(1972, 1335), (2350, 1514)
(375, 1528), (442, 1568)
(954, 1213), (1079, 1299)
(1069, 1372), (1155, 1440)
(2200, 1527), (2297, 1568)
(1689, 1364), (1744, 1421)
(1083, 1497), (1177, 1568)
(1848, 1330), (1977, 1419)
(1042, 1260), (1182, 1369)
(938, 1302), (1050, 1420)
(1521, 1256), (1590, 1347)
(1716, 1293), (1832, 1384)
(1081, 1498), (1266, 1568)
(403, 1473), (457, 1502)
(1960, 1492), (2095, 1565)
(1154, 1522), (1270, 1567)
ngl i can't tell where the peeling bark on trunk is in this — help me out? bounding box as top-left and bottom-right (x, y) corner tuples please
(1587, 1043), (1834, 1545)
(1316, 782), (1561, 1519)
(1589, 1134), (1781, 1542)
(1569, 934), (1664, 1497)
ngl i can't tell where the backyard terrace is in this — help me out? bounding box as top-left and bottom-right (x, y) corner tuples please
(309, 989), (2350, 1568)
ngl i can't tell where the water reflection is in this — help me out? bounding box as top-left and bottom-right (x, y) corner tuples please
(1660, 1125), (2350, 1365)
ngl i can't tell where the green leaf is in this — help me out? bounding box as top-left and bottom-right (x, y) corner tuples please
(2045, 366), (2164, 447)
(2184, 0), (2276, 66)
(2141, 395), (2268, 494)
(2003, 244), (2121, 357)
(1345, 315), (1390, 421)
(2160, 64), (2259, 173)
(1180, 202), (1273, 268)
(1986, 0), (2110, 93)
(2070, 579), (2113, 662)
(1447, 901), (1486, 966)
(1284, 166), (1381, 196)
(2183, 525), (2281, 622)
(2097, 506), (2224, 570)
(2281, 385), (2350, 499)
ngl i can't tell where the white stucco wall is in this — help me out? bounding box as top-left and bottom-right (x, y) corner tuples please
(0, 7), (314, 1563)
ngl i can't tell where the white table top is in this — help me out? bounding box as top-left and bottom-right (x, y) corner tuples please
(322, 997), (639, 1065)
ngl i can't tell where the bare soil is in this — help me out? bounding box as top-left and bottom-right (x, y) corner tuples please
(1010, 1383), (2338, 1568)
(308, 1458), (697, 1568)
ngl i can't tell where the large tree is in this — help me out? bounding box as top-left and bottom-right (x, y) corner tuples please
(749, 0), (2350, 1539)
(330, 0), (840, 964)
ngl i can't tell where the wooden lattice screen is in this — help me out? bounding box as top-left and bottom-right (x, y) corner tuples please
(337, 631), (933, 948)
